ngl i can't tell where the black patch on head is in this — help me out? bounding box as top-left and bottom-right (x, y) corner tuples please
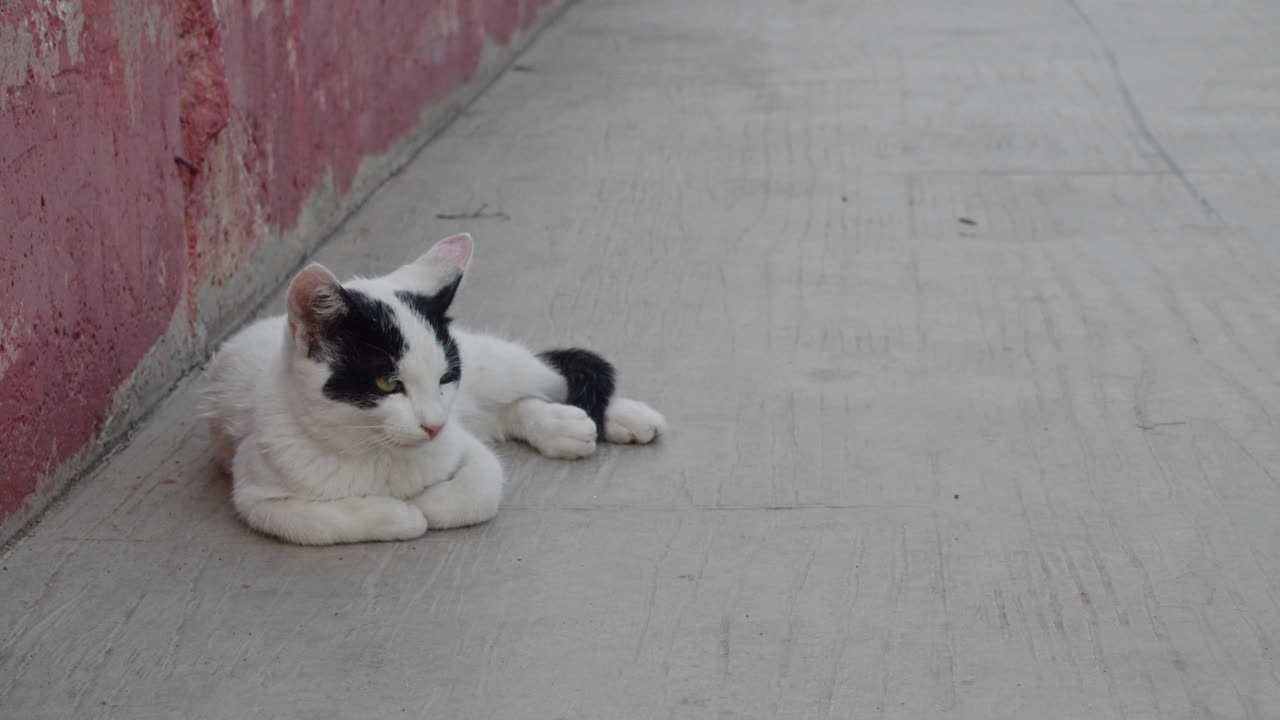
(314, 288), (407, 409)
(395, 278), (462, 384)
(538, 348), (616, 439)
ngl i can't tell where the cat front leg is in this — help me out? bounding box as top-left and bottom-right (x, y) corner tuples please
(499, 396), (666, 456)
(499, 397), (599, 459)
(408, 434), (504, 529)
(232, 445), (427, 545)
(235, 495), (429, 545)
(503, 346), (665, 453)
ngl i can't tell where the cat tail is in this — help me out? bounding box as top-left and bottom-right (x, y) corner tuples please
(537, 348), (616, 439)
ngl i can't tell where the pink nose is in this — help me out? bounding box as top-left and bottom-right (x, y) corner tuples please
(420, 424), (442, 439)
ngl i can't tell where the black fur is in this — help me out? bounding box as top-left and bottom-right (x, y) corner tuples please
(396, 279), (462, 384)
(539, 349), (616, 439)
(317, 288), (407, 409)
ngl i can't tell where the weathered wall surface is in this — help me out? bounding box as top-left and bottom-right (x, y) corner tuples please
(0, 0), (562, 539)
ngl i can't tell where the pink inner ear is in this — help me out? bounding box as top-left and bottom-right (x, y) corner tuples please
(288, 264), (339, 321)
(435, 233), (472, 267)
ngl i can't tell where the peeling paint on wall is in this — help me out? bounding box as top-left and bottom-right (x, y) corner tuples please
(421, 0), (463, 64)
(110, 0), (163, 122)
(0, 315), (29, 382)
(0, 0), (84, 104)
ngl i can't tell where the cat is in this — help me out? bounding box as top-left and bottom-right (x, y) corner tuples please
(203, 233), (666, 545)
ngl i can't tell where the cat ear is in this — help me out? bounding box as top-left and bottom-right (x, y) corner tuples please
(418, 232), (473, 273)
(286, 263), (345, 350)
(398, 233), (473, 296)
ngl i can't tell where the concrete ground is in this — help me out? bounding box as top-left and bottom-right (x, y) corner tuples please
(6, 0), (1280, 717)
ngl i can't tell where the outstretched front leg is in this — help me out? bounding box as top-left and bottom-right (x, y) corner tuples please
(537, 348), (666, 448)
(408, 433), (505, 529)
(499, 394), (667, 459)
(500, 396), (599, 459)
(455, 333), (666, 459)
(502, 345), (666, 457)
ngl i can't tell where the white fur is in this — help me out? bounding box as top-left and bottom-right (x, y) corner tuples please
(204, 235), (665, 545)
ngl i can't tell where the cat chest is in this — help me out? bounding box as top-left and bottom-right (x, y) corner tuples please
(261, 437), (461, 501)
(333, 454), (457, 500)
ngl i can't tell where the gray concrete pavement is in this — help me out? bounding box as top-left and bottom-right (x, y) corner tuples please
(7, 0), (1280, 717)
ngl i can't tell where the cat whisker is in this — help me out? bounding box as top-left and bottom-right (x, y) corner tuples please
(346, 432), (399, 453)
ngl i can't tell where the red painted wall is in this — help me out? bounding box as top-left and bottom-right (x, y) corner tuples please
(0, 0), (556, 533)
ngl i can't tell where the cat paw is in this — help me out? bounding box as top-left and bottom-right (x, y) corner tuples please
(605, 398), (666, 445)
(414, 491), (498, 530)
(525, 403), (598, 459)
(353, 496), (429, 541)
(386, 502), (430, 540)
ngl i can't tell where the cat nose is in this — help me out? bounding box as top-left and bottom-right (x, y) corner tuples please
(420, 423), (442, 439)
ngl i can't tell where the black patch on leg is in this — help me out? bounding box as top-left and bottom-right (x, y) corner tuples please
(538, 348), (616, 439)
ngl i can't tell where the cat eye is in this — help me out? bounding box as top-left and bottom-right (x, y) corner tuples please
(439, 369), (459, 385)
(374, 376), (403, 394)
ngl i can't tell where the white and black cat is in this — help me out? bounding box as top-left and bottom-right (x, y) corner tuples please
(204, 233), (665, 545)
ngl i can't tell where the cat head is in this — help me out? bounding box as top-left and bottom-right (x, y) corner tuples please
(283, 233), (473, 451)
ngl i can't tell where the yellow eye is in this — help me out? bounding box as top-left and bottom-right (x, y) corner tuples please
(374, 376), (403, 394)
